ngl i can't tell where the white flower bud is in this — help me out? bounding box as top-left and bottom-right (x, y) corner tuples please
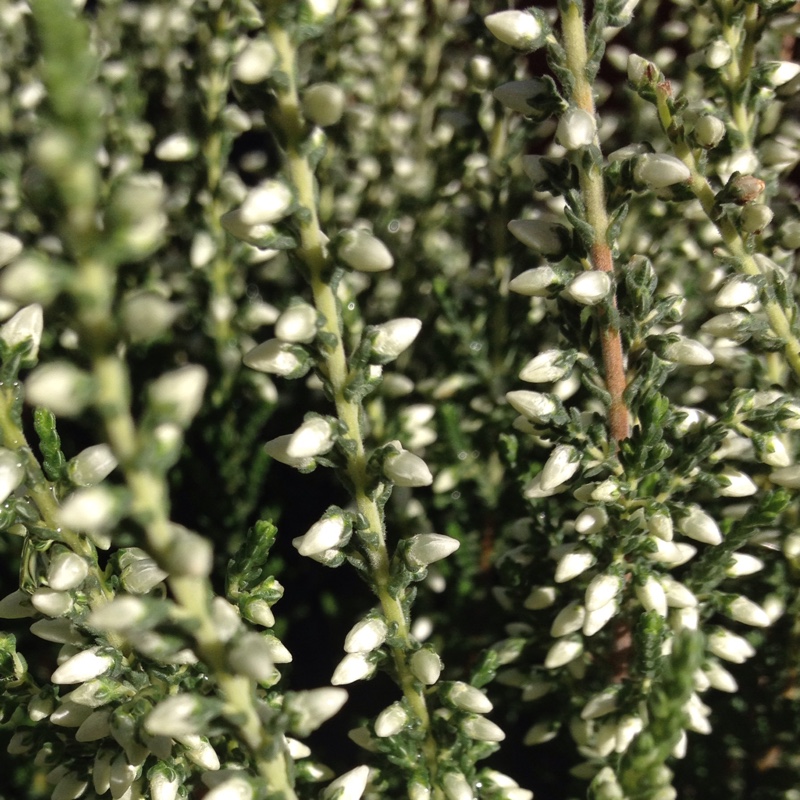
(461, 715), (505, 742)
(164, 525), (213, 577)
(331, 653), (375, 685)
(87, 596), (149, 634)
(704, 660), (738, 693)
(0, 232), (23, 267)
(740, 204), (773, 234)
(715, 278), (759, 308)
(708, 629), (755, 663)
(447, 682), (493, 713)
(704, 39), (732, 69)
(523, 722), (559, 745)
(75, 709), (112, 742)
(51, 772), (88, 800)
(144, 694), (205, 738)
(384, 448), (433, 487)
(0, 256), (62, 305)
(307, 0), (338, 22)
(662, 337), (714, 366)
(575, 507), (608, 535)
(519, 349), (572, 383)
(25, 362), (92, 417)
(769, 464), (800, 488)
(264, 434), (313, 469)
(717, 467), (757, 497)
(583, 598), (618, 636)
(233, 39), (276, 83)
(646, 538), (697, 565)
(485, 10), (542, 49)
(507, 219), (567, 258)
(149, 770), (180, 800)
(672, 606), (700, 631)
(636, 576), (668, 616)
(585, 574), (622, 612)
(0, 447), (24, 504)
(680, 509), (722, 545)
(764, 60), (800, 86)
(648, 513), (673, 541)
(581, 689), (619, 720)
(524, 585), (556, 610)
(303, 83), (346, 127)
(68, 444), (118, 486)
(727, 596), (770, 627)
(409, 648), (442, 684)
(33, 619), (83, 647)
(57, 487), (116, 534)
(725, 552), (764, 578)
(493, 79), (550, 115)
(550, 601), (585, 637)
(634, 153), (691, 189)
(275, 303), (317, 344)
(323, 767), (371, 800)
(627, 53), (655, 84)
(554, 549), (595, 583)
(564, 271), (611, 305)
(119, 548), (168, 594)
(540, 445), (580, 491)
(205, 777), (254, 800)
(155, 133), (196, 161)
(339, 230), (394, 272)
(0, 303), (43, 361)
(372, 318), (422, 360)
(661, 577), (697, 608)
(0, 588), (35, 619)
(694, 115), (726, 148)
(544, 638), (583, 669)
(293, 515), (347, 557)
(344, 617), (388, 653)
(243, 339), (304, 376)
(508, 266), (559, 296)
(131, 289), (181, 342)
(238, 180), (293, 227)
(285, 417), (335, 460)
(31, 588), (72, 617)
(149, 365), (207, 426)
(374, 702), (408, 737)
(760, 435), (790, 468)
(556, 108), (596, 150)
(51, 648), (113, 685)
(47, 551), (89, 592)
(228, 632), (276, 682)
(285, 687), (348, 736)
(177, 734), (220, 771)
(406, 533), (460, 567)
(7, 730), (33, 755)
(443, 772), (473, 800)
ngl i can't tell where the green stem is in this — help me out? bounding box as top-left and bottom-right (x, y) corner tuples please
(270, 22), (443, 796)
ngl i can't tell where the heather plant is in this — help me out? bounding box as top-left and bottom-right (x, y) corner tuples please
(0, 1), (798, 800)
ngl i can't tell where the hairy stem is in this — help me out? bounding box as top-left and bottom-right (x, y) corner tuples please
(561, 1), (630, 442)
(270, 21), (444, 795)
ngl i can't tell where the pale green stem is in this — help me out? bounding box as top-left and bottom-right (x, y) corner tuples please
(654, 88), (800, 380)
(269, 22), (443, 796)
